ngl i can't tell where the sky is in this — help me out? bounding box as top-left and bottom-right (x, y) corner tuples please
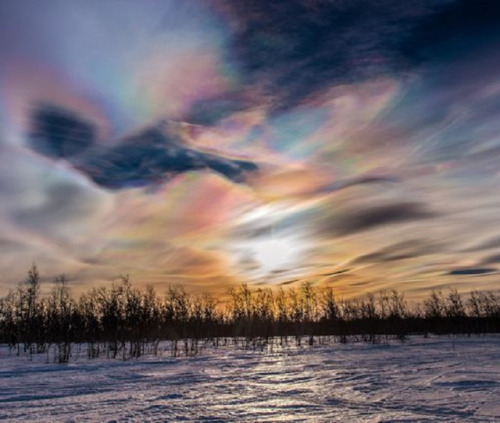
(1, 0), (500, 300)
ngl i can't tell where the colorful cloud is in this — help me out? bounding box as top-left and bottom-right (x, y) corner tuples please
(1, 0), (500, 301)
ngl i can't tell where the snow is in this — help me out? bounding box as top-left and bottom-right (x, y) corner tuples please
(0, 336), (499, 422)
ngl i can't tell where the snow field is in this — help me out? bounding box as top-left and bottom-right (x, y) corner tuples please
(0, 336), (498, 422)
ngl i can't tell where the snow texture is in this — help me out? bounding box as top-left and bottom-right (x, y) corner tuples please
(0, 336), (499, 422)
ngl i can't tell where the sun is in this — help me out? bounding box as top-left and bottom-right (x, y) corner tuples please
(229, 203), (310, 280)
(248, 236), (301, 275)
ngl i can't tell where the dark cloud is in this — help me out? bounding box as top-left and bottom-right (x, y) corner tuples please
(373, 1), (500, 165)
(317, 175), (399, 195)
(220, 0), (457, 111)
(279, 279), (300, 286)
(398, 0), (500, 67)
(332, 202), (436, 236)
(448, 268), (496, 275)
(351, 240), (439, 264)
(28, 104), (258, 190)
(204, 0), (500, 125)
(29, 104), (97, 158)
(320, 268), (351, 277)
(481, 254), (500, 265)
(186, 95), (250, 126)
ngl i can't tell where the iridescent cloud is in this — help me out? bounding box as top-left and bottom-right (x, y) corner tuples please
(1, 0), (500, 301)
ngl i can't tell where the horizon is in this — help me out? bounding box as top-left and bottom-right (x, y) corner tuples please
(2, 0), (500, 301)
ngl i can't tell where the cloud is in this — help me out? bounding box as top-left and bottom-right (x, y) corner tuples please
(3, 0), (500, 300)
(29, 104), (97, 158)
(220, 0), (450, 111)
(375, 1), (500, 167)
(397, 0), (500, 67)
(330, 202), (436, 236)
(481, 254), (500, 265)
(320, 269), (351, 277)
(464, 236), (500, 252)
(186, 95), (251, 126)
(11, 179), (101, 232)
(351, 240), (440, 264)
(315, 175), (399, 195)
(0, 0), (231, 131)
(28, 104), (258, 190)
(448, 268), (496, 276)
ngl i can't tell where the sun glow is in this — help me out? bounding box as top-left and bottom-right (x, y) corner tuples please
(247, 236), (302, 275)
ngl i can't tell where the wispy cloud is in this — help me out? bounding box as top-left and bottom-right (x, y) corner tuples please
(2, 0), (500, 299)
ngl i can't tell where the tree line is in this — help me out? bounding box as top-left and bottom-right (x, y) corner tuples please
(0, 265), (499, 362)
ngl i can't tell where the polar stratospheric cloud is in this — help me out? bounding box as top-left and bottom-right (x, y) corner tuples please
(1, 0), (500, 299)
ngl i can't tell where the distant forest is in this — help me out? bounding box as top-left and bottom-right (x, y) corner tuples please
(1, 265), (499, 363)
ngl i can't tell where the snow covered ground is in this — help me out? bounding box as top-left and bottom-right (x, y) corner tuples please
(0, 336), (499, 422)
